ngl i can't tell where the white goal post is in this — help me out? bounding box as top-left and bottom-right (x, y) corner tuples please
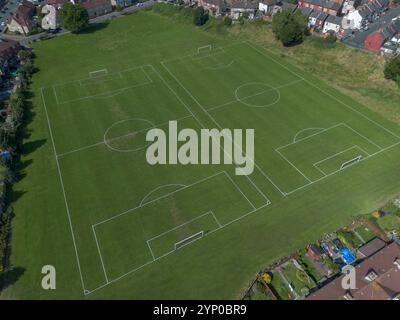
(89, 69), (108, 78)
(197, 45), (212, 54)
(174, 230), (204, 250)
(340, 155), (362, 170)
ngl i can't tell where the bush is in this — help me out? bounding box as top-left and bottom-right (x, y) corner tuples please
(193, 7), (209, 26)
(223, 16), (232, 26)
(60, 3), (89, 33)
(272, 10), (307, 46)
(384, 55), (400, 83)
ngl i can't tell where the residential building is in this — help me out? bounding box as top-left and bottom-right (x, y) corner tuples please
(82, 0), (113, 19)
(298, 6), (313, 18)
(226, 0), (259, 19)
(198, 0), (226, 16)
(306, 242), (400, 300)
(364, 18), (400, 53)
(110, 0), (134, 7)
(0, 40), (22, 77)
(308, 10), (328, 29)
(322, 14), (342, 34)
(357, 238), (386, 258)
(6, 0), (35, 35)
(298, 0), (344, 16)
(258, 0), (278, 14)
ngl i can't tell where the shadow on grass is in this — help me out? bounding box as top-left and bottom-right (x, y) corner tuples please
(0, 267), (25, 292)
(79, 22), (109, 34)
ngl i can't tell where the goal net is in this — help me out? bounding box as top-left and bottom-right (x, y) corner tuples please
(340, 155), (362, 170)
(197, 45), (212, 54)
(89, 69), (108, 78)
(174, 230), (204, 250)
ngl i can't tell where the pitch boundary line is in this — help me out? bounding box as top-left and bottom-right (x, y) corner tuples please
(40, 88), (87, 295)
(88, 170), (269, 293)
(86, 202), (271, 296)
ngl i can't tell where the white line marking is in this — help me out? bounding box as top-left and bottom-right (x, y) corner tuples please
(92, 225), (109, 283)
(40, 88), (87, 294)
(293, 127), (325, 143)
(139, 184), (187, 207)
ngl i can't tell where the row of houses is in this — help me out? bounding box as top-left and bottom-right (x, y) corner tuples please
(6, 0), (116, 35)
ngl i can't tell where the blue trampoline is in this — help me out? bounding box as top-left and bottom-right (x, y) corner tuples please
(340, 247), (356, 264)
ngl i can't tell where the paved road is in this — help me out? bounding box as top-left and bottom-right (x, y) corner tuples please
(0, 0), (155, 45)
(343, 6), (400, 48)
(90, 0), (155, 24)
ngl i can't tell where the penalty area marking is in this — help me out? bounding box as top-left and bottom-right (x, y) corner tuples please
(139, 184), (187, 207)
(293, 127), (325, 143)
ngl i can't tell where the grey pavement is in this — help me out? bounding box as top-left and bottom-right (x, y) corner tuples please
(342, 6), (400, 48)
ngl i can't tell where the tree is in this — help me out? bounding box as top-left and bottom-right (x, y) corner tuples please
(193, 7), (208, 26)
(272, 10), (307, 46)
(59, 3), (89, 33)
(223, 16), (232, 26)
(384, 55), (400, 84)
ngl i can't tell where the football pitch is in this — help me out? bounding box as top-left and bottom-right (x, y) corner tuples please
(39, 36), (400, 297)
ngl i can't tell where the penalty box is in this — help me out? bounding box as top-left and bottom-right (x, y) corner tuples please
(276, 123), (382, 183)
(52, 65), (153, 104)
(92, 171), (256, 281)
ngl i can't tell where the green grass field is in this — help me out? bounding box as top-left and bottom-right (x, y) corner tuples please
(3, 10), (400, 299)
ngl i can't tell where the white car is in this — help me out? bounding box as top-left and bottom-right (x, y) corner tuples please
(1, 22), (5, 27)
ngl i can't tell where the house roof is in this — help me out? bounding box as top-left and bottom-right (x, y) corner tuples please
(0, 40), (21, 61)
(299, 6), (313, 17)
(259, 0), (277, 5)
(226, 0), (258, 9)
(9, 0), (35, 29)
(310, 10), (328, 20)
(306, 242), (400, 300)
(302, 0), (343, 11)
(45, 0), (68, 5)
(325, 14), (342, 24)
(201, 0), (225, 7)
(82, 0), (112, 10)
(357, 238), (386, 258)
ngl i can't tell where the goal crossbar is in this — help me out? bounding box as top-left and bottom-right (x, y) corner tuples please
(340, 155), (362, 170)
(197, 45), (212, 54)
(89, 69), (108, 78)
(174, 230), (204, 250)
